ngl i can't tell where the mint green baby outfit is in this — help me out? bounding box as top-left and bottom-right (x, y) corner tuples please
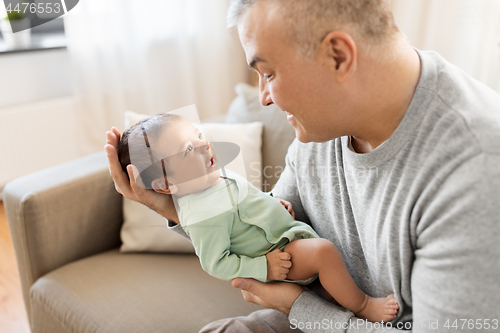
(177, 170), (319, 282)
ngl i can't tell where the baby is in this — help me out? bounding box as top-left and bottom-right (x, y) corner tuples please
(118, 113), (399, 323)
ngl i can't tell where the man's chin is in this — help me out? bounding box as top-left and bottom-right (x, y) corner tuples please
(294, 127), (335, 144)
(293, 127), (313, 143)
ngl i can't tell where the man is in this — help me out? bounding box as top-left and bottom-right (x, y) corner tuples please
(105, 0), (500, 331)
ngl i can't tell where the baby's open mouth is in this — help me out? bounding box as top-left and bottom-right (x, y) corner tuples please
(206, 157), (215, 169)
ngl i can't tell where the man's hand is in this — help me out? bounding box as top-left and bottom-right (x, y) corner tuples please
(266, 248), (292, 280)
(232, 278), (304, 315)
(275, 198), (295, 219)
(105, 127), (179, 224)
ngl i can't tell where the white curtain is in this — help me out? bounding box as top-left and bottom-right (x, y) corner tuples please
(64, 0), (248, 155)
(391, 0), (500, 93)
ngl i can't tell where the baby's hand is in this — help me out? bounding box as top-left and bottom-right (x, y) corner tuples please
(275, 198), (295, 219)
(266, 248), (292, 280)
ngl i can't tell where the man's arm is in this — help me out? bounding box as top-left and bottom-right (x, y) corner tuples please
(408, 152), (500, 331)
(233, 274), (401, 333)
(237, 152), (500, 332)
(105, 127), (179, 224)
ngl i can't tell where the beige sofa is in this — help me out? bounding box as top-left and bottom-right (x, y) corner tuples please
(4, 85), (297, 333)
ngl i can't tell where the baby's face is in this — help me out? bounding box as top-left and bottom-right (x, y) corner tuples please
(157, 119), (221, 196)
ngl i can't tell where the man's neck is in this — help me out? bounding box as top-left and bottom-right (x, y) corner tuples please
(350, 44), (421, 154)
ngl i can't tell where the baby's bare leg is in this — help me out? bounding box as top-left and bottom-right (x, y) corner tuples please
(284, 238), (399, 322)
(284, 239), (366, 309)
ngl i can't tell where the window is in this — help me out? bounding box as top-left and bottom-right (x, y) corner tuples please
(0, 1), (66, 54)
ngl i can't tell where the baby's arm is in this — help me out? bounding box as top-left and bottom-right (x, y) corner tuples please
(186, 218), (269, 282)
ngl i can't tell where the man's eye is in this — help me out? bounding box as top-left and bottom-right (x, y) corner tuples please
(263, 74), (272, 81)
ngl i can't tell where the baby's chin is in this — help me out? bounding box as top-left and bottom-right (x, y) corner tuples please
(203, 168), (223, 189)
(177, 169), (223, 196)
(210, 168), (222, 179)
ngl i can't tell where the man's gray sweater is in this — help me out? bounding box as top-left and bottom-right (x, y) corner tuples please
(272, 50), (500, 332)
(170, 50), (500, 332)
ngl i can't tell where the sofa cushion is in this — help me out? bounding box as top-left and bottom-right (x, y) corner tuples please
(30, 249), (262, 333)
(226, 83), (296, 192)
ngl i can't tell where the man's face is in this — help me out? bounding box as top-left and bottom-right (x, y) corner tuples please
(157, 119), (220, 196)
(237, 2), (346, 143)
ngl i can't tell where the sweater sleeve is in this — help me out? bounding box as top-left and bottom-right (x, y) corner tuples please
(185, 211), (268, 282)
(408, 152), (500, 331)
(290, 153), (500, 333)
(166, 219), (191, 240)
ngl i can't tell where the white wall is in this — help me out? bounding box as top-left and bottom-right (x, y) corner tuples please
(0, 49), (73, 108)
(0, 49), (80, 190)
(391, 0), (500, 92)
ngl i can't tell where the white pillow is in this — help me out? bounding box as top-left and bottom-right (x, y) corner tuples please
(121, 198), (195, 253)
(119, 111), (263, 253)
(197, 122), (263, 189)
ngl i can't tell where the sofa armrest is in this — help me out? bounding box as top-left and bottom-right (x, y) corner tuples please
(3, 151), (123, 320)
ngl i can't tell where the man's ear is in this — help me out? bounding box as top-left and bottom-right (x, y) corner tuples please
(151, 177), (178, 195)
(319, 30), (357, 83)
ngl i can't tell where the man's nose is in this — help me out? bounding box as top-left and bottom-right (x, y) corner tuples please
(259, 80), (274, 107)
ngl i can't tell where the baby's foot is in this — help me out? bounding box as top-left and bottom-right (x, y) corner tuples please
(355, 294), (399, 323)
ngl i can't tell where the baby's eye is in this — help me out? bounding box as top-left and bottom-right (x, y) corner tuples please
(186, 145), (193, 153)
(198, 133), (203, 139)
